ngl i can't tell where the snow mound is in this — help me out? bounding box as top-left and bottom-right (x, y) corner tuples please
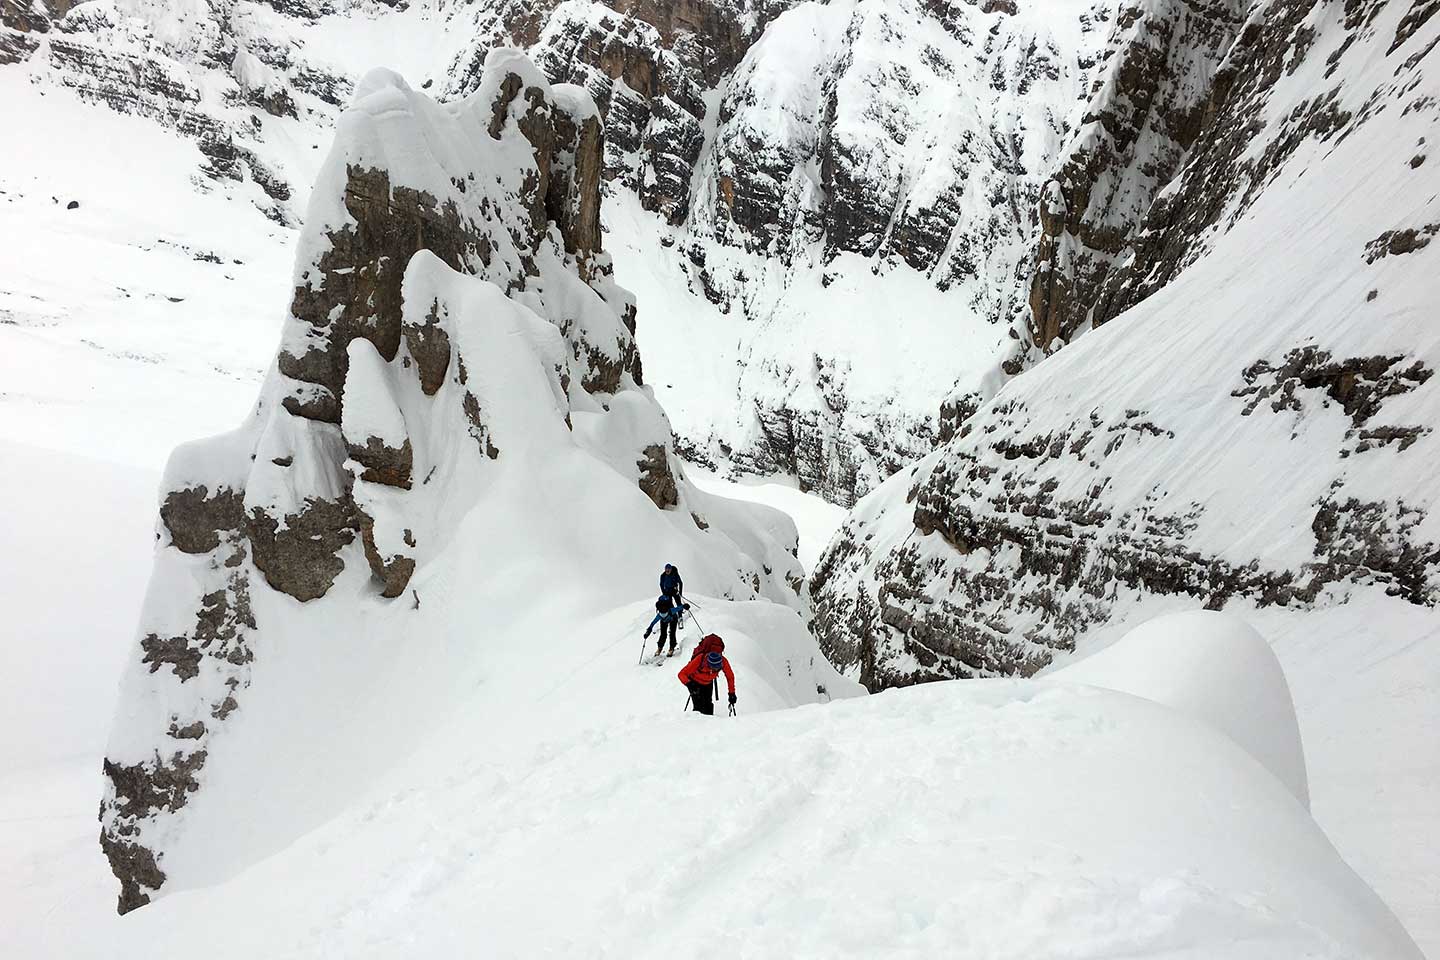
(1046, 610), (1309, 808)
(110, 679), (1420, 959)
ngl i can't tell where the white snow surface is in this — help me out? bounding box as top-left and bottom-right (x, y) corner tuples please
(6, 594), (1426, 958)
(1047, 610), (1310, 808)
(0, 438), (1419, 958)
(688, 467), (848, 573)
(0, 2), (1433, 955)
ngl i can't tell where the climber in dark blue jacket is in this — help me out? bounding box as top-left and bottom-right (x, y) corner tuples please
(659, 563), (683, 604)
(643, 593), (685, 658)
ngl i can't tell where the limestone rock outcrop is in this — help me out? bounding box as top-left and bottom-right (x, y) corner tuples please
(97, 51), (732, 913)
(811, 1), (1440, 689)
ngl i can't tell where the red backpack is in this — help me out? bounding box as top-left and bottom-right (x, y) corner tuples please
(690, 634), (724, 660)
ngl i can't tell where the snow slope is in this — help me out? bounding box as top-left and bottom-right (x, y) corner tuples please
(0, 446), (160, 958)
(62, 674), (1433, 958)
(688, 466), (847, 573)
(1052, 594), (1440, 955)
(810, 2), (1440, 948)
(0, 445), (158, 769)
(6, 518), (1423, 958)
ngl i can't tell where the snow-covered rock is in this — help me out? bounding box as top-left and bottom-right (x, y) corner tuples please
(811, 0), (1440, 692)
(0, 0), (1266, 506)
(1026, 0), (1245, 354)
(649, 0), (1104, 504)
(98, 50), (820, 915)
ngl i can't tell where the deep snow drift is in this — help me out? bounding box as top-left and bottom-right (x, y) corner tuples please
(79, 666), (1432, 958)
(1046, 610), (1310, 808)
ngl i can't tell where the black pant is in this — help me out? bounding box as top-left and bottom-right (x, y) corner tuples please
(687, 680), (714, 715)
(656, 618), (676, 650)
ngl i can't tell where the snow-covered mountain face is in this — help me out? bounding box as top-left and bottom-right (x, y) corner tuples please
(95, 49), (828, 914)
(811, 0), (1440, 688)
(2, 0), (1279, 507)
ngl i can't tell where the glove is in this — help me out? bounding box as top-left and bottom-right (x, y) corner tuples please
(728, 693), (737, 705)
(643, 627), (652, 639)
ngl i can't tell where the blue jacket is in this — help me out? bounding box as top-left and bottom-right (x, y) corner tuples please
(660, 569), (683, 597)
(645, 606), (683, 632)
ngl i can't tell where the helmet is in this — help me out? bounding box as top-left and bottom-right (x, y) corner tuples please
(706, 652), (724, 669)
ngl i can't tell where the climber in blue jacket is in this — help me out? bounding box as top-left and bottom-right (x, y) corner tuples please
(644, 593), (685, 658)
(659, 563), (683, 605)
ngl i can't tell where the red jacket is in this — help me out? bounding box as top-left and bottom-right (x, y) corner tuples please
(678, 653), (735, 695)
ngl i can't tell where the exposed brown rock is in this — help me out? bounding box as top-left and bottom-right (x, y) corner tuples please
(404, 299), (453, 396)
(637, 443), (679, 508)
(98, 828), (165, 916)
(280, 165), (482, 422)
(160, 486), (245, 554)
(1364, 223), (1439, 262)
(140, 634), (203, 681)
(1234, 347), (1433, 432)
(101, 748), (208, 913)
(246, 498), (356, 602)
(548, 103), (605, 265)
(462, 389), (502, 460)
(521, 0), (787, 225)
(358, 511), (417, 598)
(347, 437), (414, 489)
(1, 0), (73, 35)
(169, 720), (206, 740)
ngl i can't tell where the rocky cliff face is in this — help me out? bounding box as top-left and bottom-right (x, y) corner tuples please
(460, 0), (795, 224)
(664, 0), (1104, 504)
(98, 49), (804, 914)
(1, 0), (362, 221)
(811, 0), (1440, 689)
(1026, 0), (1245, 354)
(6, 0), (1225, 507)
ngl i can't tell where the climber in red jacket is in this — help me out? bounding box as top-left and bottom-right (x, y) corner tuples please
(678, 634), (736, 716)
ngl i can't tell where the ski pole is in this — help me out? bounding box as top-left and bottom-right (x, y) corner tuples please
(728, 702), (736, 717)
(684, 693), (692, 712)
